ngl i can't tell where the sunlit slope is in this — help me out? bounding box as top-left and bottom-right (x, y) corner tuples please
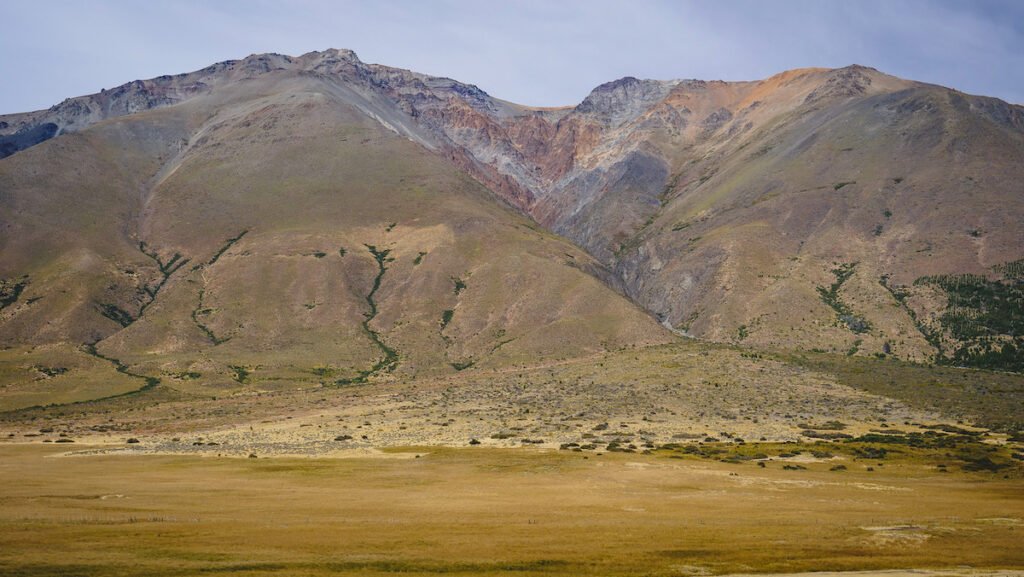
(441, 65), (1024, 366)
(0, 71), (670, 405)
(615, 74), (1024, 363)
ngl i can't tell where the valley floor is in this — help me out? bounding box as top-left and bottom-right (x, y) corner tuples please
(0, 343), (966, 454)
(0, 444), (1022, 576)
(2, 342), (1023, 575)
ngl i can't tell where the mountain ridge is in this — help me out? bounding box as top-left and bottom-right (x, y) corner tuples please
(10, 50), (1015, 162)
(0, 53), (675, 408)
(2, 48), (1022, 378)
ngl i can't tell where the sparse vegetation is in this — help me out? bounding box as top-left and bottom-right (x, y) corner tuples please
(846, 339), (862, 356)
(201, 230), (248, 269)
(310, 366), (335, 379)
(452, 276), (467, 295)
(440, 309), (454, 330)
(798, 420), (847, 430)
(816, 262), (871, 334)
(191, 289), (230, 345)
(336, 244), (399, 385)
(776, 348), (1024, 431)
(81, 343), (160, 394)
(0, 275), (29, 311)
(97, 302), (136, 327)
(33, 365), (68, 377)
(228, 365), (250, 384)
(880, 274), (944, 354)
(135, 241), (191, 320)
(658, 432), (1021, 475)
(914, 260), (1024, 372)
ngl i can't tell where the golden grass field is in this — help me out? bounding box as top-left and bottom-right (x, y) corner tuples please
(0, 443), (1022, 577)
(2, 342), (1023, 576)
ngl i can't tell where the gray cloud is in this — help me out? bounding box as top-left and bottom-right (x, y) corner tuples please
(1, 0), (1022, 114)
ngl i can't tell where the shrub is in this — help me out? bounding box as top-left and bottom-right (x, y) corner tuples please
(452, 277), (467, 295)
(440, 309), (454, 329)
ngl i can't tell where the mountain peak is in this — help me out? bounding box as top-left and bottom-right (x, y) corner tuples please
(309, 47), (360, 60)
(576, 76), (678, 125)
(298, 48), (362, 66)
(803, 63), (878, 103)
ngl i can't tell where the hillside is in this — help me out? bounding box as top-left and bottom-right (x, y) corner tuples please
(0, 51), (670, 409)
(2, 48), (1022, 394)
(368, 63), (1024, 368)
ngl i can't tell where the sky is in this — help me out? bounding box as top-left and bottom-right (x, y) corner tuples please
(1, 0), (1023, 114)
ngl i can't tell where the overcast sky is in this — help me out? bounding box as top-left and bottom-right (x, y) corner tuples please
(2, 0), (1022, 114)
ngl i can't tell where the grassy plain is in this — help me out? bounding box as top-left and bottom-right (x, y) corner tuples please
(0, 443), (1022, 577)
(2, 342), (1023, 576)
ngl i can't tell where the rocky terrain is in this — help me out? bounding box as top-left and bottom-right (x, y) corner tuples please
(400, 63), (1024, 367)
(2, 49), (1021, 376)
(0, 50), (675, 410)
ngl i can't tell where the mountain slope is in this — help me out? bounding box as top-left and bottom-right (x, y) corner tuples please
(0, 52), (670, 408)
(2, 50), (1022, 374)
(403, 65), (1024, 367)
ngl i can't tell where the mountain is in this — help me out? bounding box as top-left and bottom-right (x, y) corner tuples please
(0, 50), (671, 408)
(341, 60), (1024, 368)
(1, 49), (1022, 401)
